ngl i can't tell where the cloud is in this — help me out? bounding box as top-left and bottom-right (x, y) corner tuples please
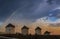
(46, 0), (60, 5)
(5, 0), (55, 21)
(0, 0), (60, 25)
(33, 15), (60, 27)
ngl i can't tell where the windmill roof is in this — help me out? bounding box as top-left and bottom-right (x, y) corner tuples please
(22, 25), (29, 29)
(44, 31), (50, 34)
(35, 27), (41, 30)
(6, 23), (15, 28)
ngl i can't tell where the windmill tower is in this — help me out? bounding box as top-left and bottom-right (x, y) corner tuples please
(21, 25), (29, 35)
(35, 27), (41, 35)
(5, 23), (15, 34)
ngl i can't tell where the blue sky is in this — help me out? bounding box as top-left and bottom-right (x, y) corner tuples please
(0, 0), (60, 25)
(48, 16), (57, 21)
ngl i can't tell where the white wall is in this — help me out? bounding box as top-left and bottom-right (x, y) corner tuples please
(22, 29), (28, 35)
(35, 29), (41, 35)
(6, 27), (15, 34)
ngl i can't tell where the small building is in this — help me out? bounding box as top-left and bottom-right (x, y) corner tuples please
(44, 31), (50, 35)
(35, 27), (41, 35)
(21, 25), (29, 35)
(5, 23), (15, 34)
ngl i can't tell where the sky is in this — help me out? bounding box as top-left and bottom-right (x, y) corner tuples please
(0, 0), (60, 35)
(0, 0), (60, 25)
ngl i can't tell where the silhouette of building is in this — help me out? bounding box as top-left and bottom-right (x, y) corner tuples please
(5, 23), (15, 34)
(44, 31), (50, 35)
(21, 25), (29, 35)
(35, 27), (41, 35)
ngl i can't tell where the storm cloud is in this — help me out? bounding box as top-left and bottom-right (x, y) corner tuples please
(0, 0), (60, 24)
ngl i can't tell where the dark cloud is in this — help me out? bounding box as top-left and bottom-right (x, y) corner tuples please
(0, 0), (21, 21)
(47, 0), (53, 4)
(48, 9), (60, 16)
(47, 0), (60, 5)
(0, 0), (60, 23)
(0, 0), (43, 21)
